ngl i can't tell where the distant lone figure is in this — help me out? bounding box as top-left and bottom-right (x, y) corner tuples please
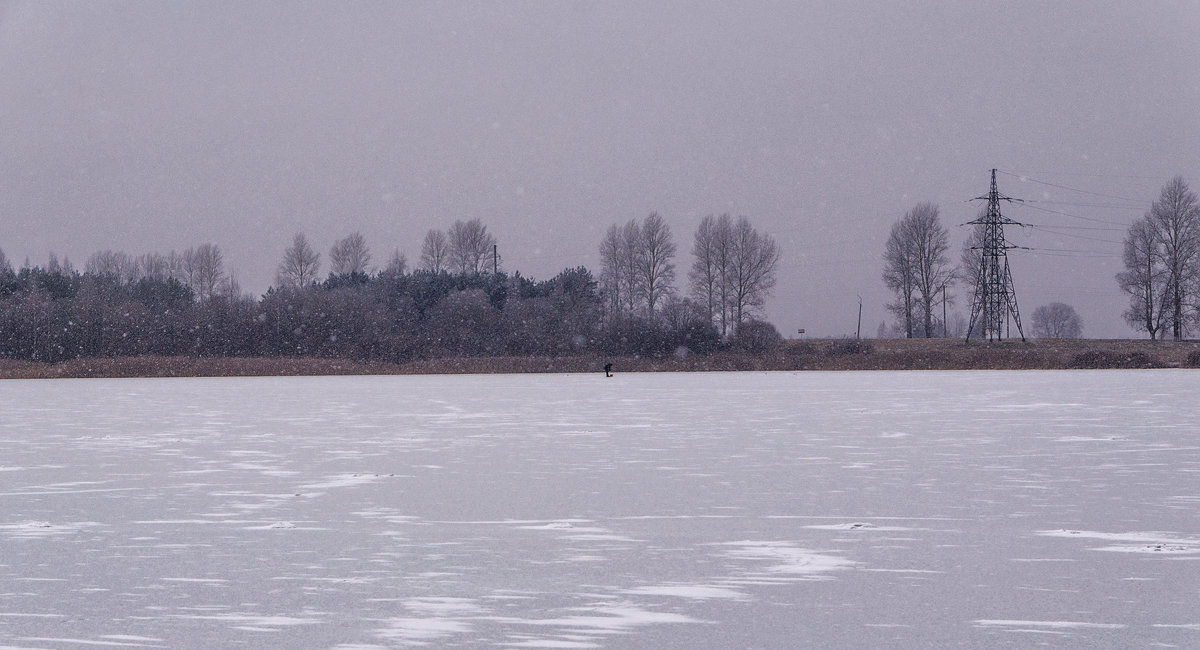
(604, 363), (613, 378)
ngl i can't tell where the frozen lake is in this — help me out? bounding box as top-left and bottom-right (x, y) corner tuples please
(1, 370), (1198, 648)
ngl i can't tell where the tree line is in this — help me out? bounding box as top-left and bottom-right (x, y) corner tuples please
(882, 201), (1084, 339)
(1116, 176), (1200, 340)
(0, 215), (780, 362)
(883, 175), (1200, 341)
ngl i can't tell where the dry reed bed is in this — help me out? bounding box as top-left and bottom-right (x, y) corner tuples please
(2, 339), (1200, 379)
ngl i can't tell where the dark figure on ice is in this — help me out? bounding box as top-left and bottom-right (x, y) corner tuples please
(604, 363), (613, 378)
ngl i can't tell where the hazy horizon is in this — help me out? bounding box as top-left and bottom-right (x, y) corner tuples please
(3, 2), (1197, 338)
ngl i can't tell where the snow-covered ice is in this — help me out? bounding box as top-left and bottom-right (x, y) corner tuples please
(1, 370), (1198, 648)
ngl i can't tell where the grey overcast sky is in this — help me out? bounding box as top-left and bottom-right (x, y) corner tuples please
(1, 1), (1197, 337)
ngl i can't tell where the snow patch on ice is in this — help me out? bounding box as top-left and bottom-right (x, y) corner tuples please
(805, 522), (914, 531)
(1, 520), (100, 538)
(501, 641), (600, 648)
(719, 541), (857, 579)
(516, 604), (701, 632)
(1038, 529), (1200, 553)
(403, 597), (482, 616)
(16, 638), (163, 647)
(624, 584), (748, 600)
(374, 617), (472, 643)
(299, 473), (386, 491)
(1103, 544), (1199, 554)
(975, 619), (1125, 629)
(170, 613), (321, 628)
(514, 520), (637, 542)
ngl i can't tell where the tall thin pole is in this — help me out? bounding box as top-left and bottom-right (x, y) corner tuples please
(942, 285), (947, 337)
(493, 244), (498, 275)
(856, 295), (862, 340)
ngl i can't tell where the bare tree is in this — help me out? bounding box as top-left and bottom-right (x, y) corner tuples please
(883, 203), (952, 338)
(727, 216), (780, 327)
(381, 249), (408, 278)
(688, 214), (778, 336)
(689, 214), (729, 333)
(959, 221), (986, 290)
(1117, 215), (1168, 339)
(957, 220), (989, 338)
(447, 219), (497, 274)
(420, 229), (449, 272)
(329, 232), (372, 276)
(883, 218), (917, 338)
(637, 212), (676, 318)
(85, 250), (139, 283)
(220, 271), (247, 301)
(598, 219), (645, 318)
(0, 248), (11, 275)
(1145, 176), (1200, 339)
(618, 218), (644, 315)
(909, 203), (953, 337)
(1031, 302), (1083, 338)
(166, 250), (187, 282)
(136, 252), (172, 282)
(276, 233), (321, 288)
(185, 243), (225, 301)
(599, 215), (676, 320)
(658, 295), (715, 348)
(598, 223), (625, 318)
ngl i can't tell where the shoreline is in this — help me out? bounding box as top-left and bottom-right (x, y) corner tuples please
(2, 339), (1197, 379)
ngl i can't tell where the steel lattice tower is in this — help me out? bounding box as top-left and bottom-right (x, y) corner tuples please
(966, 169), (1026, 341)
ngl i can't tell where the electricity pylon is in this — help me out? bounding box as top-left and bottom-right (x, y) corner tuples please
(966, 169), (1026, 342)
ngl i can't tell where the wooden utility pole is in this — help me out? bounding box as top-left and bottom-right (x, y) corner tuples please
(856, 295), (862, 340)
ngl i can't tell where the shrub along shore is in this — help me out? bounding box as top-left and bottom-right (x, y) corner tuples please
(2, 338), (1198, 380)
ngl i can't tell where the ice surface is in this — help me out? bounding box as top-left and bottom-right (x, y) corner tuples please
(1, 370), (1199, 648)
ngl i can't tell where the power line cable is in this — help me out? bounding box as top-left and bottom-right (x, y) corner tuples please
(1025, 199), (1144, 210)
(1028, 224), (1125, 232)
(1026, 225), (1123, 246)
(996, 168), (1171, 181)
(1016, 201), (1132, 227)
(995, 169), (1145, 204)
(1023, 248), (1115, 259)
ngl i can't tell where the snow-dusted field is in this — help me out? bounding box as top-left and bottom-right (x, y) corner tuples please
(1, 370), (1198, 648)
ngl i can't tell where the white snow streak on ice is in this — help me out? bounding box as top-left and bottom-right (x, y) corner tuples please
(624, 585), (748, 600)
(975, 620), (1126, 629)
(1039, 529), (1200, 553)
(719, 541), (857, 579)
